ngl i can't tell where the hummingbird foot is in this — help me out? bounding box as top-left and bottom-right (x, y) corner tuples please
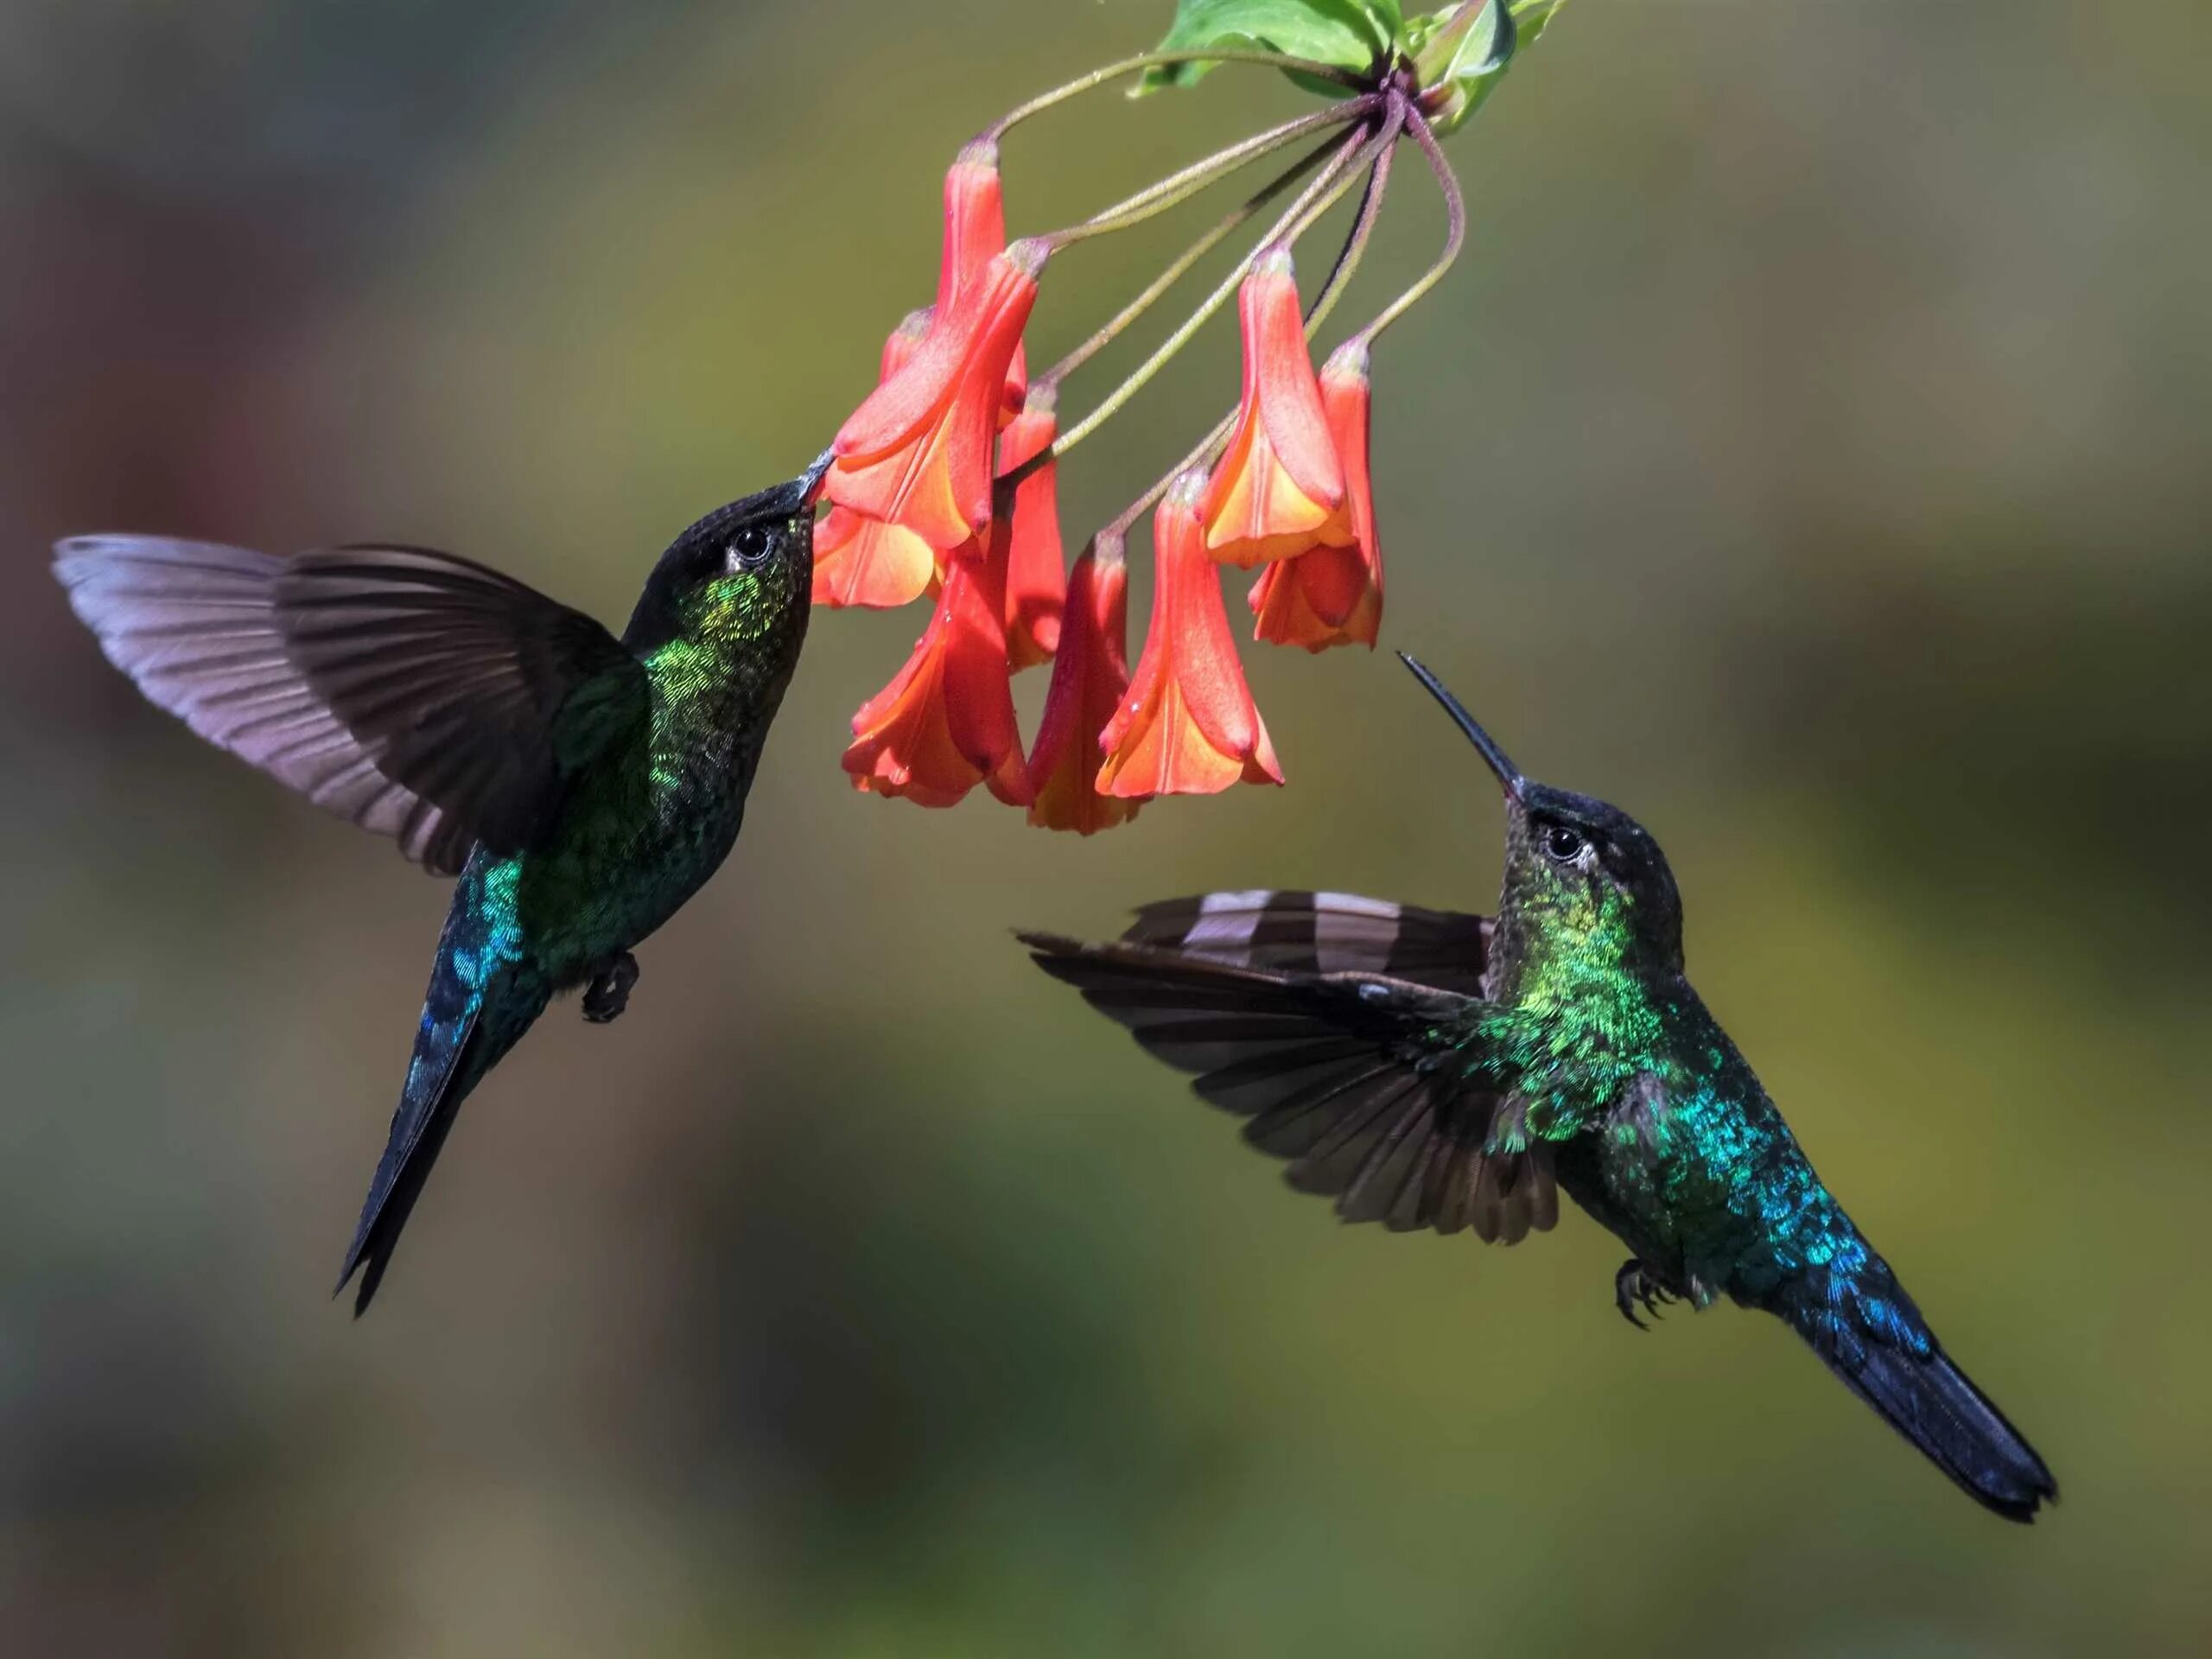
(1613, 1258), (1680, 1331)
(582, 951), (640, 1024)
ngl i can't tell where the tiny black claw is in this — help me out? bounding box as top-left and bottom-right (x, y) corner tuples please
(1614, 1257), (1683, 1331)
(1613, 1258), (1649, 1332)
(582, 951), (639, 1024)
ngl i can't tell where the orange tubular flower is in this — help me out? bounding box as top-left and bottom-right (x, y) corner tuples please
(816, 312), (939, 609)
(1097, 477), (1284, 798)
(938, 142), (1027, 422)
(841, 524), (1031, 808)
(1250, 344), (1382, 650)
(1199, 249), (1344, 568)
(998, 395), (1065, 671)
(1027, 541), (1139, 834)
(827, 240), (1045, 557)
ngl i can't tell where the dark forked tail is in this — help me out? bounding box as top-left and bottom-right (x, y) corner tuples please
(1779, 1267), (2057, 1522)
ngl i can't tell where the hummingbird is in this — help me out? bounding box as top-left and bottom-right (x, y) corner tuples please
(54, 453), (831, 1313)
(1022, 653), (2058, 1522)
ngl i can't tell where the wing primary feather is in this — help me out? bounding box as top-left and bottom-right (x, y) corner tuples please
(1020, 930), (1560, 1245)
(1122, 890), (1494, 995)
(54, 534), (649, 869)
(54, 536), (457, 868)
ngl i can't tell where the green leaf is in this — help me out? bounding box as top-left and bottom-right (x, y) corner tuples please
(1138, 0), (1402, 97)
(1408, 0), (1567, 136)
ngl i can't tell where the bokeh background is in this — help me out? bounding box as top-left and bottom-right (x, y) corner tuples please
(3, 1), (2209, 1653)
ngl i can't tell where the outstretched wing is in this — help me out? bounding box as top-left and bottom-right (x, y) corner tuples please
(1023, 920), (1556, 1244)
(1122, 887), (1496, 995)
(56, 537), (648, 875)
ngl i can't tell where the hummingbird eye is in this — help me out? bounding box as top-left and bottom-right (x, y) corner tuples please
(1541, 823), (1586, 863)
(726, 524), (774, 572)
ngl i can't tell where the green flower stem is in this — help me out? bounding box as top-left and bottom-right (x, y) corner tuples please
(1051, 119), (1382, 472)
(985, 48), (1368, 142)
(1041, 97), (1378, 252)
(1097, 411), (1239, 547)
(1037, 139), (1336, 393)
(1349, 106), (1463, 348)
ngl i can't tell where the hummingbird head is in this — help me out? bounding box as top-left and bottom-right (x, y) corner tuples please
(1398, 654), (1685, 977)
(623, 449), (834, 657)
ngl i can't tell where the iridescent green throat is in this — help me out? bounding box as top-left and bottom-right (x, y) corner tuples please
(1486, 884), (1673, 1138)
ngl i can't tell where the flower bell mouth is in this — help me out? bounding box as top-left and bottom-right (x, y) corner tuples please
(842, 530), (1032, 808)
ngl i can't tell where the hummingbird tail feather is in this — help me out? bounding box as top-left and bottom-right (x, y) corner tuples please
(334, 917), (544, 1316)
(1783, 1277), (2057, 1522)
(334, 986), (483, 1317)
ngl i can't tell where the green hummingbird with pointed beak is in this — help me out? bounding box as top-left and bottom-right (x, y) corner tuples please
(55, 453), (830, 1313)
(1023, 652), (2057, 1522)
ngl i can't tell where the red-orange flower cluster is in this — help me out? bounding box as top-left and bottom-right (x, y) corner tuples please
(821, 141), (1071, 812)
(823, 138), (1397, 830)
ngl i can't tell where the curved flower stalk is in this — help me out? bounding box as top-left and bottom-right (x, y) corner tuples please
(815, 0), (1567, 827)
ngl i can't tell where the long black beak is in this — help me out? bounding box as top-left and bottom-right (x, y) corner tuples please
(1397, 652), (1524, 802)
(798, 446), (836, 505)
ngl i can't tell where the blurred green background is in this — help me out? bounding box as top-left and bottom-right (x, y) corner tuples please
(4, 2), (2209, 1653)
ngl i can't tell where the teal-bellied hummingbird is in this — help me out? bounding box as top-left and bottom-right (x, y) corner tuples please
(1022, 653), (2058, 1522)
(54, 453), (830, 1313)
